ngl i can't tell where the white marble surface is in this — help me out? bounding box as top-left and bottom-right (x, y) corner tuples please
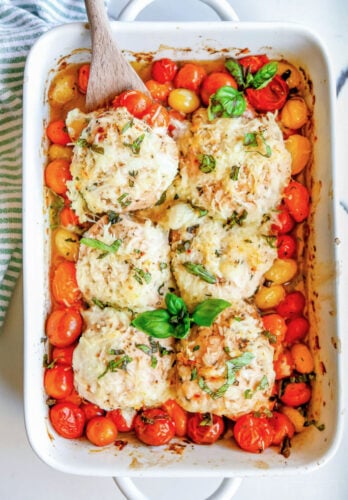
(1, 0), (347, 498)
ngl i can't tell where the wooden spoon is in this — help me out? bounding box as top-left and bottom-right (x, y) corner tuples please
(84, 0), (149, 111)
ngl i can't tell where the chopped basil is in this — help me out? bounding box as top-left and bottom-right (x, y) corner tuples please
(157, 283), (165, 296)
(244, 389), (253, 399)
(243, 132), (258, 147)
(80, 237), (122, 254)
(262, 235), (277, 248)
(208, 86), (246, 121)
(98, 354), (132, 379)
(225, 209), (248, 229)
(230, 165), (240, 180)
(150, 355), (158, 368)
(257, 375), (269, 391)
(262, 330), (277, 344)
(198, 154), (216, 173)
(121, 119), (134, 134)
(123, 133), (145, 154)
(159, 262), (168, 271)
(155, 190), (167, 206)
(223, 346), (231, 354)
(177, 240), (191, 253)
(117, 193), (131, 208)
(183, 262), (217, 284)
(193, 345), (200, 352)
(244, 130), (272, 158)
(77, 137), (104, 154)
(133, 267), (151, 285)
(107, 211), (121, 224)
(200, 413), (213, 426)
(109, 348), (125, 355)
(136, 344), (151, 355)
(92, 297), (106, 309)
(190, 367), (198, 381)
(304, 420), (325, 431)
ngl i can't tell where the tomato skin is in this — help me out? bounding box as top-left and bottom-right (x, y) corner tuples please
(51, 261), (81, 306)
(57, 387), (82, 406)
(161, 399), (188, 437)
(151, 58), (178, 83)
(82, 402), (105, 422)
(78, 64), (90, 94)
(112, 90), (152, 118)
(245, 75), (289, 112)
(233, 413), (274, 453)
(174, 63), (207, 91)
(44, 365), (74, 399)
(283, 181), (310, 222)
(86, 416), (118, 447)
(46, 120), (71, 146)
(277, 234), (297, 259)
(276, 291), (306, 319)
(262, 313), (287, 347)
(52, 344), (76, 366)
(238, 54), (270, 73)
(271, 205), (295, 235)
(200, 72), (237, 105)
(134, 408), (175, 446)
(280, 382), (312, 407)
(143, 103), (169, 128)
(187, 413), (225, 445)
(145, 79), (173, 103)
(269, 411), (295, 445)
(285, 316), (310, 344)
(60, 206), (80, 227)
(273, 349), (294, 380)
(46, 307), (82, 347)
(50, 402), (85, 439)
(45, 159), (72, 195)
(107, 409), (136, 432)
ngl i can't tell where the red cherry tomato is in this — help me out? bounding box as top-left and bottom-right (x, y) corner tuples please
(52, 344), (76, 366)
(112, 90), (152, 118)
(50, 402), (85, 439)
(51, 261), (81, 306)
(46, 120), (71, 146)
(273, 349), (294, 380)
(81, 402), (105, 422)
(187, 413), (225, 445)
(245, 75), (289, 112)
(238, 54), (270, 73)
(78, 64), (90, 94)
(269, 411), (295, 445)
(233, 413), (274, 453)
(46, 307), (82, 347)
(143, 103), (170, 128)
(276, 291), (306, 319)
(45, 159), (72, 195)
(262, 313), (287, 347)
(60, 206), (80, 227)
(134, 408), (175, 446)
(145, 79), (173, 103)
(285, 316), (310, 344)
(107, 409), (136, 432)
(161, 399), (188, 437)
(283, 181), (310, 222)
(200, 72), (237, 105)
(271, 205), (295, 234)
(86, 416), (118, 447)
(151, 58), (178, 83)
(174, 63), (207, 92)
(44, 365), (74, 399)
(277, 234), (297, 259)
(57, 387), (82, 407)
(280, 382), (312, 407)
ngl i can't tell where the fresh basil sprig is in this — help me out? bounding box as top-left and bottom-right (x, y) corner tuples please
(208, 86), (246, 121)
(80, 237), (122, 254)
(131, 292), (230, 340)
(183, 262), (217, 284)
(225, 59), (278, 91)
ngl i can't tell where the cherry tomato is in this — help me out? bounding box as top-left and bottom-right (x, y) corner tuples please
(273, 349), (294, 380)
(145, 79), (173, 103)
(276, 291), (306, 319)
(78, 64), (90, 94)
(271, 205), (295, 234)
(200, 72), (237, 105)
(161, 399), (188, 437)
(44, 365), (74, 399)
(52, 344), (76, 366)
(262, 313), (287, 347)
(112, 90), (152, 118)
(168, 88), (200, 114)
(57, 387), (82, 406)
(134, 408), (175, 446)
(277, 234), (297, 259)
(46, 307), (82, 347)
(280, 382), (312, 407)
(174, 63), (207, 92)
(238, 54), (270, 73)
(46, 120), (71, 146)
(151, 58), (178, 83)
(50, 402), (85, 439)
(86, 416), (118, 447)
(168, 109), (186, 135)
(45, 159), (72, 195)
(51, 261), (81, 306)
(107, 408), (136, 432)
(245, 75), (289, 112)
(269, 411), (295, 445)
(60, 206), (80, 227)
(143, 103), (170, 128)
(82, 402), (105, 422)
(285, 316), (310, 344)
(233, 413), (274, 453)
(187, 413), (225, 445)
(283, 181), (310, 222)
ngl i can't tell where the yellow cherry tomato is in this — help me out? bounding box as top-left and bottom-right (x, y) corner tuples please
(276, 61), (303, 90)
(280, 97), (309, 130)
(168, 88), (200, 114)
(54, 228), (80, 262)
(254, 284), (286, 310)
(264, 258), (298, 285)
(285, 134), (312, 175)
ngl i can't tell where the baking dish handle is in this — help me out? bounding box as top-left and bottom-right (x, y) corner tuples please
(118, 0), (240, 22)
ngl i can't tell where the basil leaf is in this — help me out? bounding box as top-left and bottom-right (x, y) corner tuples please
(117, 193), (132, 208)
(133, 267), (152, 285)
(172, 314), (191, 339)
(225, 59), (245, 88)
(165, 292), (187, 316)
(228, 351), (255, 370)
(243, 132), (258, 147)
(131, 309), (174, 338)
(192, 298), (231, 327)
(135, 344), (151, 355)
(155, 190), (167, 206)
(98, 354), (132, 379)
(225, 209), (248, 228)
(252, 61), (278, 89)
(121, 119), (134, 134)
(183, 262), (217, 284)
(230, 165), (240, 181)
(80, 237), (122, 254)
(208, 86), (246, 121)
(257, 375), (269, 391)
(198, 154), (216, 173)
(123, 133), (145, 154)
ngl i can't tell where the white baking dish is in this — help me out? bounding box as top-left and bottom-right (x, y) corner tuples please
(22, 0), (342, 480)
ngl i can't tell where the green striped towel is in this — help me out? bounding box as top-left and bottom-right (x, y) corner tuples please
(0, 0), (87, 329)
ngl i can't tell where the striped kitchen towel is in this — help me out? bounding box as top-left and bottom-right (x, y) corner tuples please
(0, 0), (87, 329)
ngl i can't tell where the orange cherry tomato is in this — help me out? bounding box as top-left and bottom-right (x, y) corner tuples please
(50, 402), (85, 439)
(174, 63), (207, 92)
(269, 411), (295, 445)
(187, 413), (224, 445)
(51, 261), (81, 306)
(151, 58), (178, 83)
(233, 413), (274, 453)
(46, 307), (82, 347)
(112, 90), (152, 118)
(143, 103), (170, 128)
(280, 382), (312, 407)
(82, 402), (105, 422)
(60, 206), (80, 227)
(78, 64), (90, 94)
(45, 159), (72, 195)
(161, 399), (188, 437)
(283, 181), (310, 222)
(273, 349), (294, 380)
(134, 408), (175, 446)
(107, 409), (136, 432)
(245, 75), (289, 112)
(52, 343), (76, 366)
(276, 291), (306, 319)
(262, 313), (287, 347)
(86, 416), (118, 446)
(44, 365), (74, 399)
(271, 204), (295, 235)
(238, 54), (270, 73)
(200, 72), (237, 105)
(285, 316), (309, 344)
(46, 120), (71, 146)
(277, 234), (297, 259)
(145, 79), (173, 103)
